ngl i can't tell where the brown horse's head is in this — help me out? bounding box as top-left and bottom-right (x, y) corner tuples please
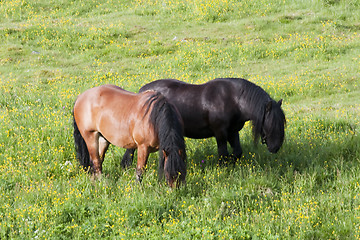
(162, 149), (186, 188)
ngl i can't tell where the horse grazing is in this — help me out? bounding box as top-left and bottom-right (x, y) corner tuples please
(122, 78), (285, 166)
(73, 84), (186, 187)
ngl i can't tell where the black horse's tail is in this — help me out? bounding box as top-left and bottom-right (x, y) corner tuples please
(73, 115), (92, 172)
(147, 93), (187, 186)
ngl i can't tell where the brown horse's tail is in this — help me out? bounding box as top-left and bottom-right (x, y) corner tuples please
(73, 115), (93, 172)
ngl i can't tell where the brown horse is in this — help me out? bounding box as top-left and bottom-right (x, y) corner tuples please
(72, 84), (186, 187)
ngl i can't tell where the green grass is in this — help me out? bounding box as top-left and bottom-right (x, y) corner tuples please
(0, 0), (359, 239)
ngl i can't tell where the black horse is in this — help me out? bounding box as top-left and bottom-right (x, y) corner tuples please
(122, 78), (285, 167)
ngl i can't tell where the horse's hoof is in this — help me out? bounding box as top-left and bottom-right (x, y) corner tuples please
(136, 173), (143, 183)
(91, 172), (102, 181)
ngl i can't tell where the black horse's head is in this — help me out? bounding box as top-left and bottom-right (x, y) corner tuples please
(256, 99), (286, 153)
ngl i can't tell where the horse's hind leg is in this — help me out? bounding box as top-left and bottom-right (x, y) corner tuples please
(83, 131), (102, 177)
(121, 148), (135, 168)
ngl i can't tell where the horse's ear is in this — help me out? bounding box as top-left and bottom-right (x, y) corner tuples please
(278, 99), (283, 106)
(266, 101), (272, 112)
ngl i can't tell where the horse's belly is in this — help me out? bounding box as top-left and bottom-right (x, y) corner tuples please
(184, 127), (214, 139)
(102, 131), (136, 149)
(122, 141), (138, 149)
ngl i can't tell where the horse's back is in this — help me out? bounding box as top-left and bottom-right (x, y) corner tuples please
(75, 84), (154, 110)
(140, 78), (245, 97)
(73, 85), (158, 148)
(140, 79), (187, 91)
(74, 85), (130, 122)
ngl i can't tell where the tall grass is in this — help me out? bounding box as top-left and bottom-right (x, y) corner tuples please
(0, 0), (359, 239)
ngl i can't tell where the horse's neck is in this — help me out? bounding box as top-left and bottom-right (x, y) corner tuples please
(238, 92), (269, 123)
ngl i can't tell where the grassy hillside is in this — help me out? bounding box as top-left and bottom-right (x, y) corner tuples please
(0, 0), (359, 239)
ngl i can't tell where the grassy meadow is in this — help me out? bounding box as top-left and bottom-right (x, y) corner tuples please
(1, 0), (360, 239)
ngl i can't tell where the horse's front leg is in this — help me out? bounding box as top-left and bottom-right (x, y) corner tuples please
(135, 145), (150, 182)
(228, 131), (242, 160)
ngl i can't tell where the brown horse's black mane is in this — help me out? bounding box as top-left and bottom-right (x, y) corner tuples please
(145, 93), (187, 182)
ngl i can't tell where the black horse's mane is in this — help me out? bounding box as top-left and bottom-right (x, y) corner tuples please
(145, 93), (186, 182)
(218, 78), (279, 142)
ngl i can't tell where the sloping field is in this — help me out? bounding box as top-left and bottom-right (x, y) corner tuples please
(0, 0), (359, 239)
